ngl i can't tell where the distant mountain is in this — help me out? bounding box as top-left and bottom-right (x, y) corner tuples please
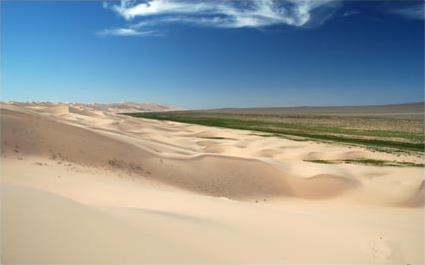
(1, 101), (182, 113)
(86, 102), (183, 113)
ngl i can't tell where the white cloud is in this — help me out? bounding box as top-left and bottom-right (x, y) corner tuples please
(97, 27), (155, 36)
(388, 3), (424, 20)
(342, 10), (360, 17)
(101, 0), (340, 35)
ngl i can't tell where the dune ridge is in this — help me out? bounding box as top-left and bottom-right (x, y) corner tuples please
(1, 108), (358, 199)
(3, 106), (422, 203)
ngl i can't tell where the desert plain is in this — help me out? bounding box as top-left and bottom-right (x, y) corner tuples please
(0, 101), (424, 264)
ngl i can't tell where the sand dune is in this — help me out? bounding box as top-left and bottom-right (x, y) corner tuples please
(1, 102), (424, 264)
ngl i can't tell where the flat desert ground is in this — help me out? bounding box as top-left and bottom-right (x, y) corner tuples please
(1, 102), (424, 264)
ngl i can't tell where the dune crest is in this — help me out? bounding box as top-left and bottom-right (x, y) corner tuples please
(2, 103), (423, 203)
(3, 105), (422, 203)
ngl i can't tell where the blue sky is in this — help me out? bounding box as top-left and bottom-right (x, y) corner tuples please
(1, 0), (424, 109)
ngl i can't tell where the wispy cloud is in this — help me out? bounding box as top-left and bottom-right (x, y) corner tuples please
(387, 2), (424, 20)
(97, 27), (156, 36)
(342, 10), (360, 17)
(100, 0), (341, 36)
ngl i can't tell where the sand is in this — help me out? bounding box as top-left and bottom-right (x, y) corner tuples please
(1, 102), (424, 264)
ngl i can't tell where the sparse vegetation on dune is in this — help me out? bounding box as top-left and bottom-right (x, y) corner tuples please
(304, 159), (424, 167)
(123, 111), (424, 153)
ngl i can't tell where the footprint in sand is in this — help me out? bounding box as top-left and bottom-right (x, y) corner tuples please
(370, 236), (404, 262)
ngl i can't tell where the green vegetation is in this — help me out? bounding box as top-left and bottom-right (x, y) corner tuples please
(199, 136), (234, 140)
(305, 159), (424, 167)
(123, 111), (424, 153)
(303, 160), (337, 164)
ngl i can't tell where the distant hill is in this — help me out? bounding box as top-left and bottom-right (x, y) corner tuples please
(1, 101), (182, 113)
(87, 102), (182, 113)
(202, 102), (424, 119)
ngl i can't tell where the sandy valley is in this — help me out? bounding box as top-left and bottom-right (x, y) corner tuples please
(1, 102), (423, 264)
